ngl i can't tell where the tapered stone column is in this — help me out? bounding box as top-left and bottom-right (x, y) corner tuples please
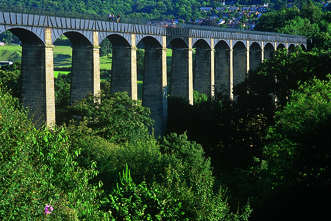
(194, 46), (212, 97)
(215, 41), (230, 96)
(171, 38), (193, 104)
(111, 34), (137, 100)
(233, 42), (247, 88)
(71, 31), (100, 103)
(229, 40), (234, 100)
(249, 43), (262, 71)
(21, 28), (55, 126)
(143, 36), (168, 137)
(246, 41), (250, 73)
(264, 42), (275, 60)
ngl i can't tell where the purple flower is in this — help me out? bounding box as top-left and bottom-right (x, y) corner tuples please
(44, 204), (53, 214)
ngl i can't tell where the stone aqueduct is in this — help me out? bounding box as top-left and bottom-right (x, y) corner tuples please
(0, 11), (306, 136)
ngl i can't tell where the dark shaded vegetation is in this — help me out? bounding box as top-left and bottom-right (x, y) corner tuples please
(167, 47), (331, 220)
(255, 0), (331, 50)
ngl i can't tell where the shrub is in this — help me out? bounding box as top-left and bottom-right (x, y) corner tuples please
(0, 87), (107, 220)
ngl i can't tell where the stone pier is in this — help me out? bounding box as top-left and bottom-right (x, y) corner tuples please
(194, 41), (213, 97)
(170, 38), (193, 104)
(20, 28), (55, 126)
(142, 36), (168, 137)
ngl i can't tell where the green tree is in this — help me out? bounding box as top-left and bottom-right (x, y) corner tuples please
(99, 38), (112, 57)
(247, 77), (331, 220)
(0, 87), (107, 220)
(66, 91), (154, 144)
(300, 0), (323, 24)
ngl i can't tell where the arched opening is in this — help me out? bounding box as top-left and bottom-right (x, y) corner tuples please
(288, 44), (296, 53)
(193, 39), (212, 97)
(105, 34), (136, 99)
(52, 34), (72, 124)
(264, 43), (275, 60)
(249, 42), (262, 71)
(277, 43), (286, 51)
(214, 40), (230, 95)
(300, 44), (307, 51)
(0, 27), (55, 126)
(233, 41), (247, 87)
(138, 36), (167, 137)
(56, 31), (96, 107)
(167, 37), (192, 103)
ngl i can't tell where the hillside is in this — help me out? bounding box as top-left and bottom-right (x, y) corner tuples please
(0, 45), (21, 62)
(0, 0), (316, 21)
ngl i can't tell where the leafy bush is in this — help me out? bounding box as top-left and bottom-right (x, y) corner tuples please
(65, 91), (154, 144)
(0, 62), (21, 98)
(0, 87), (108, 220)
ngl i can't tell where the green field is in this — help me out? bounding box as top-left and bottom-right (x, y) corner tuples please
(0, 45), (22, 62)
(0, 46), (172, 87)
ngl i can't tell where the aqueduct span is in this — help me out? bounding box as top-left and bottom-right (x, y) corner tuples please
(0, 11), (307, 136)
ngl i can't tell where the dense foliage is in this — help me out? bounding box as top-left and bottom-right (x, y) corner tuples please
(0, 88), (105, 220)
(0, 64), (252, 220)
(255, 0), (331, 49)
(167, 47), (331, 220)
(0, 0), (327, 22)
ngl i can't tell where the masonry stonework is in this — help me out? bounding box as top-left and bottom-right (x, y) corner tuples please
(21, 28), (55, 126)
(111, 42), (137, 100)
(194, 47), (212, 97)
(215, 43), (230, 95)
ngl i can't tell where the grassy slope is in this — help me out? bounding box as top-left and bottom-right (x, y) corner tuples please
(0, 45), (22, 62)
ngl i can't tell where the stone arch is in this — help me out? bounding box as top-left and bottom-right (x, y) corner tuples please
(277, 43), (286, 51)
(55, 31), (93, 46)
(288, 44), (296, 53)
(139, 36), (162, 49)
(233, 41), (247, 87)
(250, 42), (262, 71)
(167, 37), (189, 49)
(192, 38), (212, 49)
(264, 42), (275, 60)
(233, 40), (248, 49)
(137, 35), (167, 137)
(300, 44), (307, 51)
(214, 40), (231, 95)
(249, 41), (262, 49)
(4, 27), (44, 45)
(168, 37), (192, 103)
(135, 35), (164, 48)
(192, 39), (212, 97)
(106, 34), (131, 47)
(106, 34), (136, 99)
(56, 31), (100, 104)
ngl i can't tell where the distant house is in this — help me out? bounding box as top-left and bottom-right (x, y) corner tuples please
(200, 7), (212, 11)
(228, 6), (238, 11)
(0, 41), (5, 46)
(250, 6), (258, 12)
(241, 7), (250, 12)
(210, 15), (219, 20)
(258, 6), (267, 12)
(216, 7), (226, 11)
